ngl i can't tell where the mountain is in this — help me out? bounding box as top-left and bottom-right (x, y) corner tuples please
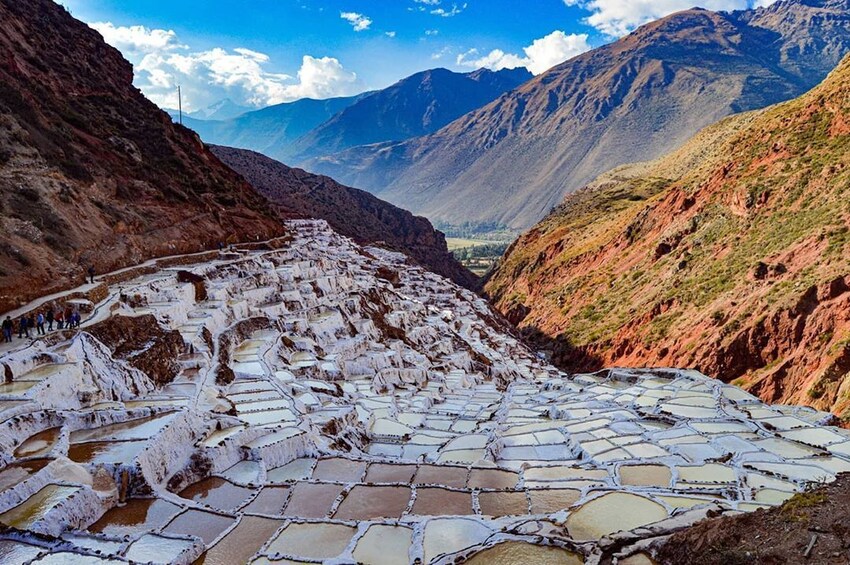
(310, 0), (850, 233)
(290, 67), (531, 162)
(180, 67), (530, 165)
(187, 98), (253, 121)
(175, 95), (363, 161)
(211, 145), (478, 289)
(0, 0), (286, 311)
(485, 55), (850, 419)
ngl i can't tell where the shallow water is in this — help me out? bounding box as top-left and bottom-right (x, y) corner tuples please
(124, 534), (194, 563)
(178, 477), (255, 511)
(266, 459), (315, 483)
(566, 492), (667, 540)
(15, 427), (61, 458)
(69, 413), (176, 443)
(162, 509), (236, 545)
(89, 498), (182, 536)
(0, 459), (49, 491)
(352, 524), (413, 565)
(465, 542), (583, 564)
(282, 482), (344, 518)
(266, 522), (356, 560)
(196, 516), (283, 565)
(410, 487), (472, 516)
(0, 485), (79, 530)
(333, 485), (411, 520)
(68, 440), (147, 464)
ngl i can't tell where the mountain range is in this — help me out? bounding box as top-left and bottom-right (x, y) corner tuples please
(0, 0), (285, 311)
(309, 0), (850, 233)
(486, 53), (850, 419)
(179, 67), (531, 165)
(211, 146), (477, 288)
(0, 0), (474, 310)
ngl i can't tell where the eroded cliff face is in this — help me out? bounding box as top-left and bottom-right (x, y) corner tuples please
(0, 0), (285, 311)
(487, 56), (850, 421)
(211, 145), (478, 289)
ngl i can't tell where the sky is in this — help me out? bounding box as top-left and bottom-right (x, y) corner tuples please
(58, 0), (777, 112)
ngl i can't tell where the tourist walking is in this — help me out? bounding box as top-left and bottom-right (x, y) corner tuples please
(55, 309), (64, 330)
(2, 316), (12, 343)
(64, 307), (72, 328)
(46, 309), (54, 331)
(36, 312), (45, 335)
(27, 314), (36, 336)
(88, 265), (96, 285)
(18, 316), (28, 339)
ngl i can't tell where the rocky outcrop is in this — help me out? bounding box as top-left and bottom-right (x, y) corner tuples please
(486, 55), (850, 420)
(311, 0), (850, 233)
(87, 314), (186, 386)
(211, 145), (478, 289)
(0, 0), (285, 312)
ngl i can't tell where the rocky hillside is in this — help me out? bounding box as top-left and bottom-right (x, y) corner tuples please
(211, 145), (478, 289)
(486, 55), (850, 420)
(0, 0), (286, 312)
(291, 67), (531, 162)
(312, 0), (850, 233)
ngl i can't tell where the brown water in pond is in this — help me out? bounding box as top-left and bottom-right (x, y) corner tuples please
(15, 428), (61, 458)
(242, 487), (290, 515)
(125, 534), (194, 563)
(0, 484), (79, 529)
(413, 465), (468, 488)
(0, 540), (43, 563)
(468, 468), (519, 489)
(333, 485), (411, 520)
(67, 440), (147, 464)
(620, 465), (673, 488)
(528, 489), (582, 514)
(195, 516), (283, 565)
(89, 498), (183, 536)
(282, 482), (344, 518)
(0, 459), (49, 491)
(266, 522), (356, 560)
(163, 509), (236, 545)
(411, 488), (472, 516)
(465, 542), (583, 564)
(364, 463), (417, 484)
(178, 477), (255, 512)
(69, 413), (176, 443)
(311, 458), (367, 482)
(477, 491), (529, 517)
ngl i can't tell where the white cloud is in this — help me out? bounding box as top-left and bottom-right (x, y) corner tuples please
(92, 22), (362, 111)
(563, 0), (780, 37)
(385, 31), (397, 38)
(414, 0), (441, 4)
(90, 22), (186, 56)
(457, 30), (591, 75)
(425, 29), (440, 36)
(431, 3), (467, 17)
(340, 11), (372, 31)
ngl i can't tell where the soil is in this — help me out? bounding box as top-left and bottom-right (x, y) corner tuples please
(657, 474), (850, 565)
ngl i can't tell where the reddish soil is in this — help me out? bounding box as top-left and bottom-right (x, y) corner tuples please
(658, 474), (850, 565)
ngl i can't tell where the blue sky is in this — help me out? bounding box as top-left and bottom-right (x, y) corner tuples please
(58, 0), (775, 111)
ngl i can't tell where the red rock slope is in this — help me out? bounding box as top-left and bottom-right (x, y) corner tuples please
(486, 55), (850, 421)
(0, 0), (285, 311)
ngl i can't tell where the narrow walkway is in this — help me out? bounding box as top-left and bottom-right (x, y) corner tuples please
(0, 237), (290, 356)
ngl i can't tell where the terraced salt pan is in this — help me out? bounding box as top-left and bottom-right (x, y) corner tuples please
(0, 220), (849, 564)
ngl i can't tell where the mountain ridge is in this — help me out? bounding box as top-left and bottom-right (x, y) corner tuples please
(210, 145), (478, 289)
(485, 54), (850, 419)
(0, 0), (286, 311)
(310, 0), (850, 232)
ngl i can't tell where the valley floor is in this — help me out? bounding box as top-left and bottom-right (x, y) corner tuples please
(0, 220), (848, 564)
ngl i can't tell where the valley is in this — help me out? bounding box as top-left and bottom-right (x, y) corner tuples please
(2, 0), (850, 562)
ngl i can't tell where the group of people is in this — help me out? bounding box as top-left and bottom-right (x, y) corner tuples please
(2, 307), (82, 343)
